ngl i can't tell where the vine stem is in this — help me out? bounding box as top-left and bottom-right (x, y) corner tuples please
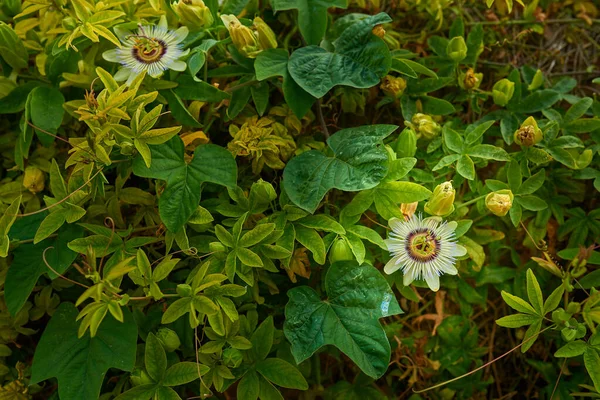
(466, 18), (600, 26)
(315, 98), (329, 139)
(456, 194), (487, 209)
(413, 324), (555, 393)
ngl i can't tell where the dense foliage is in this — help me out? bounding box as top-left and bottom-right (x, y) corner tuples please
(0, 0), (599, 398)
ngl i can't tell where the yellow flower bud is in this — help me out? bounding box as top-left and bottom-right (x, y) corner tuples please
(514, 116), (543, 147)
(411, 113), (441, 140)
(380, 75), (406, 98)
(253, 17), (277, 51)
(221, 15), (260, 58)
(372, 25), (385, 38)
(492, 79), (515, 107)
(424, 181), (455, 216)
(23, 166), (45, 194)
(172, 0), (214, 30)
(485, 190), (514, 217)
(459, 68), (483, 90)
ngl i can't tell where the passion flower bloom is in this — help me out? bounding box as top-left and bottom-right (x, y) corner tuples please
(384, 214), (466, 291)
(103, 17), (189, 85)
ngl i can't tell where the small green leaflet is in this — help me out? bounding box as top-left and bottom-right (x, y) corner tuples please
(132, 136), (237, 232)
(284, 260), (402, 378)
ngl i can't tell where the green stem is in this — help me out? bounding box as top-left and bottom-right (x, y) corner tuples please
(457, 194), (487, 208)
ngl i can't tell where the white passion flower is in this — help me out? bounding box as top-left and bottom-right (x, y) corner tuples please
(102, 16), (189, 85)
(384, 214), (467, 291)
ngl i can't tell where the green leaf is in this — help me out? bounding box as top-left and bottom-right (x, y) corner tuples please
(521, 319), (542, 353)
(6, 221), (83, 316)
(297, 215), (345, 234)
(239, 223), (276, 247)
(465, 120), (495, 144)
(372, 181), (432, 220)
(145, 332), (167, 382)
(284, 261), (402, 378)
(114, 384), (157, 400)
(517, 169), (545, 195)
(238, 370), (260, 400)
(294, 225), (326, 265)
(173, 75), (230, 103)
(162, 362), (207, 386)
(133, 137), (237, 232)
(495, 313), (540, 328)
(526, 269), (544, 314)
(29, 86), (65, 147)
(30, 303), (137, 400)
(456, 155), (475, 180)
(554, 340), (587, 357)
(515, 90), (561, 113)
(566, 118), (600, 133)
(543, 285), (564, 314)
(256, 358), (308, 390)
(283, 124), (396, 213)
(443, 126), (464, 153)
(160, 90), (202, 128)
(288, 13), (392, 98)
(563, 97), (592, 125)
(251, 316), (274, 361)
(584, 348), (600, 392)
(466, 144), (510, 161)
(500, 291), (537, 315)
(272, 0), (347, 45)
(518, 195), (547, 211)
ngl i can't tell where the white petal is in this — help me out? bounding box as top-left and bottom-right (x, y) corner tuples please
(180, 48), (190, 57)
(113, 68), (131, 81)
(403, 269), (415, 286)
(388, 218), (404, 232)
(453, 244), (467, 257)
(446, 221), (458, 231)
(169, 60), (187, 71)
(126, 71), (140, 85)
(425, 274), (440, 291)
(114, 26), (132, 42)
(103, 49), (119, 62)
(439, 262), (458, 275)
(173, 26), (189, 43)
(383, 256), (401, 275)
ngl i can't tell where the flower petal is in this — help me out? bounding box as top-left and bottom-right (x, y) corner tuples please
(173, 26), (189, 43)
(453, 244), (467, 257)
(103, 49), (119, 63)
(439, 262), (458, 275)
(114, 68), (131, 82)
(403, 269), (415, 286)
(384, 256), (401, 275)
(169, 60), (187, 72)
(114, 26), (132, 42)
(158, 16), (168, 30)
(425, 274), (440, 291)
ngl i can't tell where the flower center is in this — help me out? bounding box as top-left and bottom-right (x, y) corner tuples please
(131, 37), (167, 64)
(405, 228), (439, 262)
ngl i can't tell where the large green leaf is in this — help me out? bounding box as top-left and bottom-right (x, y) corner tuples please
(284, 260), (402, 378)
(5, 218), (83, 316)
(283, 124), (396, 213)
(288, 13), (392, 98)
(272, 0), (347, 45)
(30, 303), (137, 400)
(29, 86), (65, 146)
(132, 137), (237, 232)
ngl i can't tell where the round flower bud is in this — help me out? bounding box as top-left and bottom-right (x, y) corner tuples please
(459, 68), (483, 90)
(221, 15), (260, 58)
(395, 128), (417, 158)
(23, 166), (45, 194)
(130, 368), (154, 386)
(492, 79), (515, 107)
(223, 348), (243, 368)
(120, 141), (135, 155)
(172, 0), (214, 30)
(412, 113), (441, 140)
(176, 284), (193, 297)
(253, 17), (277, 51)
(485, 190), (514, 217)
(446, 37), (467, 62)
(380, 75), (407, 98)
(61, 17), (77, 30)
(156, 328), (181, 352)
(514, 116), (542, 147)
(328, 237), (354, 264)
(372, 25), (385, 38)
(424, 181), (456, 216)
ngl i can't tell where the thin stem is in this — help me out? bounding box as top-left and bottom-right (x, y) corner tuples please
(315, 98), (329, 139)
(413, 324), (555, 393)
(466, 18), (600, 26)
(27, 121), (99, 162)
(225, 79), (258, 93)
(457, 194), (487, 209)
(42, 247), (90, 289)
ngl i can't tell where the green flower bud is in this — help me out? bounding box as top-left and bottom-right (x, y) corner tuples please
(176, 284), (193, 297)
(380, 75), (406, 98)
(172, 0), (214, 30)
(492, 79), (515, 107)
(120, 141), (135, 155)
(514, 116), (542, 147)
(458, 68), (483, 90)
(485, 189), (514, 217)
(446, 36), (467, 62)
(424, 181), (455, 216)
(130, 368), (154, 386)
(221, 15), (260, 58)
(328, 237), (354, 264)
(223, 348), (243, 368)
(411, 113), (441, 140)
(23, 166), (45, 194)
(395, 128), (417, 158)
(156, 328), (181, 352)
(253, 17), (277, 51)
